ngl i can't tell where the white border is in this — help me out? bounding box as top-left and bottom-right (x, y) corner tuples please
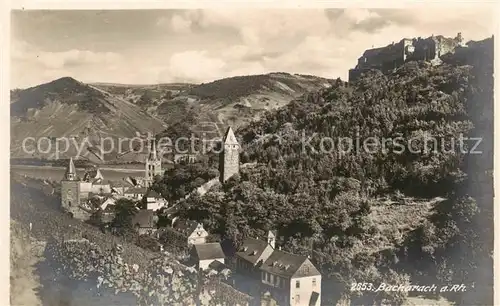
(2, 2), (499, 306)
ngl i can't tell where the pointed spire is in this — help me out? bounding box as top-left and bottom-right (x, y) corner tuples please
(223, 126), (238, 145)
(65, 157), (77, 180)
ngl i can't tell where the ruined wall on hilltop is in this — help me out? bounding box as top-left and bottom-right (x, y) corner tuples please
(349, 34), (463, 82)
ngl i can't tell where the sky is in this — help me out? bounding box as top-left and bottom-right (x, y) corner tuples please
(10, 8), (495, 89)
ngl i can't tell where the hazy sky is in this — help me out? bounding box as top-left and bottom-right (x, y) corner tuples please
(11, 8), (495, 88)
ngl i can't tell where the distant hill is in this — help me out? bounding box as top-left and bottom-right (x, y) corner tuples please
(10, 73), (332, 163)
(92, 73), (333, 147)
(10, 77), (167, 163)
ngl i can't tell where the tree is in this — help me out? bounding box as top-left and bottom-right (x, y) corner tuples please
(111, 198), (138, 235)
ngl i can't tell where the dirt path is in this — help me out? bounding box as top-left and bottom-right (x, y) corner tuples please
(10, 221), (45, 306)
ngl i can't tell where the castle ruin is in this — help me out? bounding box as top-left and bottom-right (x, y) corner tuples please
(349, 32), (467, 82)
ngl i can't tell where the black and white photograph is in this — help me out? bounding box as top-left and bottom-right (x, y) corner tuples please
(8, 5), (496, 306)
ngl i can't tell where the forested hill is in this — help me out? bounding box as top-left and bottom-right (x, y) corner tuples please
(178, 37), (493, 305)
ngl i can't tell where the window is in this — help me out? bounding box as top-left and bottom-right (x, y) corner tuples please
(68, 201), (72, 207)
(295, 295), (300, 304)
(312, 278), (317, 287)
(266, 272), (270, 282)
(276, 276), (280, 287)
(270, 274), (274, 283)
(296, 280), (300, 288)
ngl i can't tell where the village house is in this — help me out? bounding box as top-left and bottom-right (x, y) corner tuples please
(191, 242), (226, 270)
(123, 186), (147, 201)
(144, 189), (167, 211)
(234, 234), (275, 277)
(110, 179), (135, 195)
(171, 218), (209, 247)
(233, 231), (322, 306)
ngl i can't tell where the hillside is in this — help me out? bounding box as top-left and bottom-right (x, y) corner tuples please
(9, 172), (253, 305)
(93, 72), (333, 141)
(10, 77), (167, 163)
(12, 73), (332, 164)
(173, 38), (493, 305)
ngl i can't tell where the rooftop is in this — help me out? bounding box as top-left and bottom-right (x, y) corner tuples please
(235, 238), (274, 265)
(194, 243), (225, 260)
(172, 219), (200, 236)
(260, 249), (320, 278)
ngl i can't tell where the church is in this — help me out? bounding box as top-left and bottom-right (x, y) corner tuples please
(60, 135), (165, 219)
(60, 157), (113, 219)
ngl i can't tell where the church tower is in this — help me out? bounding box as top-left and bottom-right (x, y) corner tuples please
(219, 126), (240, 183)
(145, 134), (162, 186)
(61, 157), (80, 216)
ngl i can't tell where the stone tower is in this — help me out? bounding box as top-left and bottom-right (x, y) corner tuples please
(61, 157), (80, 217)
(219, 126), (240, 183)
(145, 135), (162, 186)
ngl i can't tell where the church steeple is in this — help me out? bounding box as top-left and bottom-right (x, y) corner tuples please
(64, 157), (77, 181)
(148, 135), (158, 161)
(145, 133), (162, 186)
(219, 126), (240, 183)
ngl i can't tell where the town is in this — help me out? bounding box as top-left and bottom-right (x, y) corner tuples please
(59, 126), (322, 306)
(9, 8), (494, 306)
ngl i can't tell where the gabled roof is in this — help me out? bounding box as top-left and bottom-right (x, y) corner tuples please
(111, 179), (135, 188)
(235, 238), (274, 266)
(222, 126), (238, 145)
(260, 250), (320, 278)
(193, 243), (225, 260)
(172, 219), (200, 236)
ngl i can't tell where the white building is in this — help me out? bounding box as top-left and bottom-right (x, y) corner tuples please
(144, 189), (167, 211)
(171, 218), (209, 247)
(191, 242), (226, 270)
(235, 231), (321, 306)
(123, 187), (147, 201)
